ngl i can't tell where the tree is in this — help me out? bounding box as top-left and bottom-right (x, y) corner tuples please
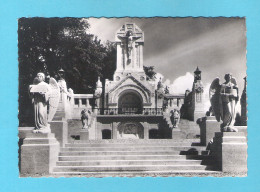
(18, 18), (116, 126)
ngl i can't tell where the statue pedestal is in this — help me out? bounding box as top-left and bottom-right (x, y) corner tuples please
(20, 133), (59, 175)
(172, 128), (184, 139)
(214, 132), (247, 174)
(80, 129), (89, 141)
(200, 116), (221, 145)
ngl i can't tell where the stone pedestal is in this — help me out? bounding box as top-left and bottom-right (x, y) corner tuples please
(20, 133), (60, 175)
(200, 116), (221, 146)
(172, 129), (184, 139)
(214, 132), (247, 174)
(80, 129), (89, 141)
(49, 120), (68, 147)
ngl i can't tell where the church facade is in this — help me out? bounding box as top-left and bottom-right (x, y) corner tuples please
(90, 23), (186, 140)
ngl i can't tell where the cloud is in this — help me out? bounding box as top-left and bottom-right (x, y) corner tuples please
(164, 72), (194, 94)
(203, 83), (211, 112)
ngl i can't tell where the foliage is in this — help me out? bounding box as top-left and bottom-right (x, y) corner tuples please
(18, 18), (156, 126)
(18, 18), (116, 126)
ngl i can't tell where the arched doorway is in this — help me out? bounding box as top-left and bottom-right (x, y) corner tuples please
(118, 90), (143, 114)
(117, 122), (144, 139)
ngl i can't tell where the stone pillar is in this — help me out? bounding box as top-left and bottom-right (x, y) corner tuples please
(200, 116), (221, 146)
(86, 98), (91, 109)
(112, 122), (118, 139)
(20, 133), (59, 175)
(78, 99), (82, 108)
(241, 77), (247, 126)
(140, 44), (144, 70)
(143, 122), (149, 139)
(49, 120), (68, 147)
(213, 132), (247, 174)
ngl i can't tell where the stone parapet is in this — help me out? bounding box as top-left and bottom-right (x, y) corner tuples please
(20, 132), (60, 176)
(211, 132), (247, 174)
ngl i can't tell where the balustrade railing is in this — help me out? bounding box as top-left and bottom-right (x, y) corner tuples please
(73, 94), (93, 108)
(96, 108), (163, 115)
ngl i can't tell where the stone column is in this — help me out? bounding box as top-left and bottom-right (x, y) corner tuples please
(20, 133), (59, 175)
(143, 122), (149, 139)
(116, 43), (123, 71)
(78, 99), (82, 108)
(112, 122), (118, 139)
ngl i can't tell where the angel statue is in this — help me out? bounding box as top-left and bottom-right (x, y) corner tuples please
(209, 74), (239, 132)
(29, 73), (60, 133)
(81, 109), (93, 129)
(118, 30), (141, 62)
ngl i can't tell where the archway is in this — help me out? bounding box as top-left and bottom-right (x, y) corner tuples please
(118, 90), (143, 114)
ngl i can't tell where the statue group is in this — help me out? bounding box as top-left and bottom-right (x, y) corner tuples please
(210, 74), (239, 132)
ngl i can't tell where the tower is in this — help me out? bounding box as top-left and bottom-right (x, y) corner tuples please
(192, 67), (205, 121)
(113, 23), (145, 81)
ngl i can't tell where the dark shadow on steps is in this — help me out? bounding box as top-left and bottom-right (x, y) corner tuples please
(71, 135), (80, 140)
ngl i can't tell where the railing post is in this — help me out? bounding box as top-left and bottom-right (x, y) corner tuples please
(86, 98), (90, 108)
(78, 99), (82, 108)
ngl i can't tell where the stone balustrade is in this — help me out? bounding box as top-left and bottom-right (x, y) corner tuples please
(73, 94), (93, 108)
(164, 94), (185, 109)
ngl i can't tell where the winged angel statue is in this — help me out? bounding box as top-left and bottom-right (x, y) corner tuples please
(29, 73), (60, 133)
(209, 74), (239, 132)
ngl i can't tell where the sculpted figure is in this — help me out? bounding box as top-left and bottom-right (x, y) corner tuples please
(29, 73), (60, 133)
(81, 109), (92, 129)
(118, 30), (141, 62)
(94, 76), (103, 98)
(170, 109), (180, 128)
(209, 74), (239, 132)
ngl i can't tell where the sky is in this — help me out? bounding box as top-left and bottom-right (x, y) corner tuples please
(86, 17), (247, 101)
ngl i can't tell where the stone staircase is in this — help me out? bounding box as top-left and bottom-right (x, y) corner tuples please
(52, 139), (218, 177)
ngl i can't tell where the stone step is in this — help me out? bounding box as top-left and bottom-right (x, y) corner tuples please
(53, 164), (210, 172)
(51, 170), (220, 177)
(222, 136), (247, 143)
(58, 154), (200, 161)
(61, 146), (206, 152)
(64, 142), (201, 147)
(56, 159), (202, 166)
(71, 139), (200, 144)
(23, 138), (58, 144)
(59, 150), (206, 156)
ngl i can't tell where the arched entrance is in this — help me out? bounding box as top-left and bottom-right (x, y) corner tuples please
(118, 90), (143, 114)
(117, 122), (144, 139)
